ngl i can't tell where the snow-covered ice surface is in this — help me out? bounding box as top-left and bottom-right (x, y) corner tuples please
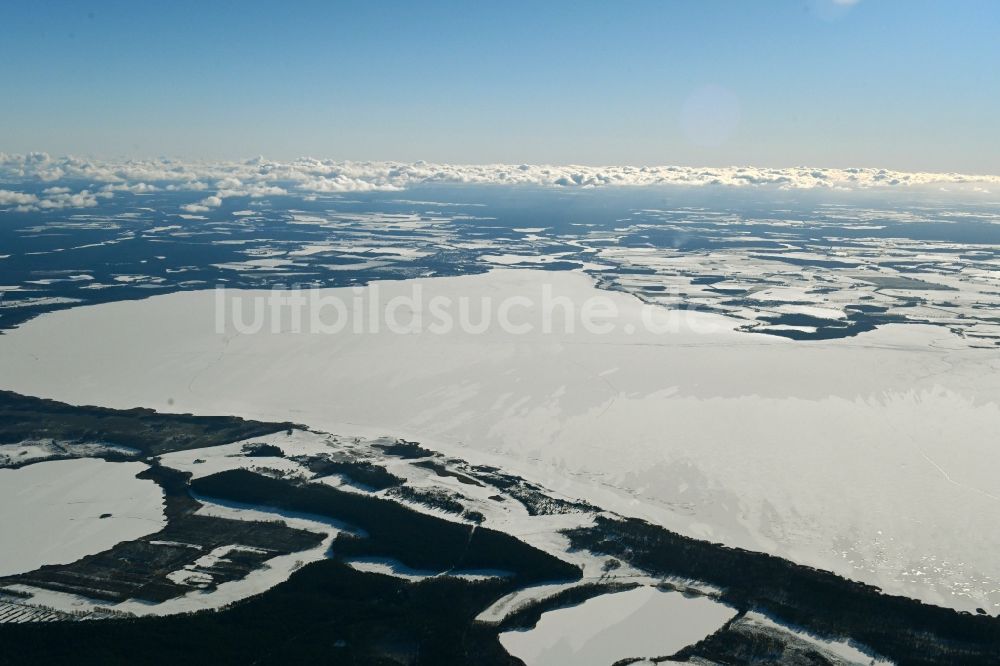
(499, 585), (736, 666)
(1, 269), (999, 611)
(0, 459), (165, 576)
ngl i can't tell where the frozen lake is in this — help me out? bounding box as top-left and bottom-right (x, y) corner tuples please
(0, 459), (165, 576)
(1, 269), (999, 611)
(499, 586), (736, 665)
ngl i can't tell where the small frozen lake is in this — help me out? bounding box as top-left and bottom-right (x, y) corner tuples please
(499, 586), (736, 665)
(0, 458), (166, 576)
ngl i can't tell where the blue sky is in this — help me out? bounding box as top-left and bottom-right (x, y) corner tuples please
(2, 0), (998, 172)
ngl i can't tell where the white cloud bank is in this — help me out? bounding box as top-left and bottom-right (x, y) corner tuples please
(0, 189), (38, 207)
(180, 194), (224, 213)
(1, 152), (998, 212)
(0, 185), (109, 212)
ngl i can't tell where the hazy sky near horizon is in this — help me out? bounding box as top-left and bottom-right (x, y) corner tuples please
(2, 0), (998, 173)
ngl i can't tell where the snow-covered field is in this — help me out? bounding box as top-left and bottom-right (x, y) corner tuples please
(499, 585), (736, 666)
(1, 269), (999, 611)
(0, 491), (343, 619)
(0, 459), (165, 576)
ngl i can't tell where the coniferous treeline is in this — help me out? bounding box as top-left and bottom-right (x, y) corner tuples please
(0, 561), (521, 665)
(193, 469), (581, 583)
(566, 515), (1000, 665)
(0, 390), (292, 456)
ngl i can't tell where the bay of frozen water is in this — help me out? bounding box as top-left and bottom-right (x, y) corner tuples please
(499, 586), (736, 665)
(0, 459), (165, 576)
(1, 269), (998, 611)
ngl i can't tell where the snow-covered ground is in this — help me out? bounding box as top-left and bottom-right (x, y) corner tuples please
(117, 497), (341, 616)
(343, 557), (509, 582)
(2, 494), (344, 618)
(1, 269), (999, 611)
(498, 585), (736, 666)
(736, 612), (891, 666)
(0, 459), (165, 576)
(0, 441), (139, 468)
